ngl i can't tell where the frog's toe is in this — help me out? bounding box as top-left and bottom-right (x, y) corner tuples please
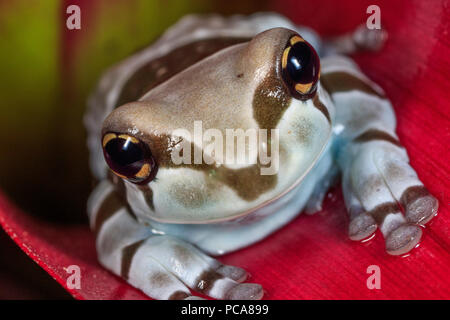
(385, 224), (422, 256)
(216, 264), (248, 283)
(192, 268), (263, 300)
(123, 247), (194, 300)
(348, 212), (377, 241)
(225, 283), (264, 300)
(342, 171), (378, 241)
(401, 186), (439, 225)
(184, 296), (206, 300)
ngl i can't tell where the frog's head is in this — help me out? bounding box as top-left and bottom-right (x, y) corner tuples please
(101, 28), (333, 223)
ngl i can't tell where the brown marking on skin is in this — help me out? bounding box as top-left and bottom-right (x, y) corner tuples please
(168, 291), (190, 300)
(400, 185), (438, 224)
(359, 175), (385, 203)
(171, 243), (194, 264)
(251, 30), (294, 132)
(195, 270), (224, 294)
(236, 73), (244, 78)
(116, 37), (251, 107)
(400, 186), (429, 207)
(312, 94), (331, 124)
(120, 238), (146, 280)
(94, 191), (123, 234)
(369, 202), (399, 225)
(138, 185), (155, 211)
(321, 71), (385, 98)
(385, 162), (406, 179)
(252, 71), (292, 131)
(217, 164), (277, 201)
(171, 159), (275, 202)
(354, 129), (401, 146)
(149, 272), (173, 289)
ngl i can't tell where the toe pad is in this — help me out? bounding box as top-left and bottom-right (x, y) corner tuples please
(386, 224), (422, 256)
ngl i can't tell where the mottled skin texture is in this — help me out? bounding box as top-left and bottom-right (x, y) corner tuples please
(84, 13), (438, 300)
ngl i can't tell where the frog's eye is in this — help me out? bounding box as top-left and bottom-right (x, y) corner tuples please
(281, 35), (320, 100)
(102, 133), (157, 184)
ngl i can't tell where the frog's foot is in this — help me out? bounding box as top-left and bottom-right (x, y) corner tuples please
(341, 142), (438, 255)
(118, 235), (263, 300)
(90, 183), (262, 300)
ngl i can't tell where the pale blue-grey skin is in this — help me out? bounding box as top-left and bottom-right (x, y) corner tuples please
(84, 13), (438, 300)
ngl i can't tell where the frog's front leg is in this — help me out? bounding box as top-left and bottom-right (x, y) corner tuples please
(322, 56), (438, 255)
(88, 181), (263, 300)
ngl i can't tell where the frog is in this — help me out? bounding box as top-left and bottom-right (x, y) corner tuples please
(84, 13), (439, 300)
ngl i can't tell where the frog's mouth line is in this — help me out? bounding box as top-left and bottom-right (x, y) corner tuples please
(142, 125), (332, 225)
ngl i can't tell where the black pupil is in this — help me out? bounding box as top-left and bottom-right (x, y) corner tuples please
(286, 41), (318, 84)
(104, 137), (146, 177)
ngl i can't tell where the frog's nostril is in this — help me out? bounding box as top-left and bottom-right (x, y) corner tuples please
(102, 133), (157, 184)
